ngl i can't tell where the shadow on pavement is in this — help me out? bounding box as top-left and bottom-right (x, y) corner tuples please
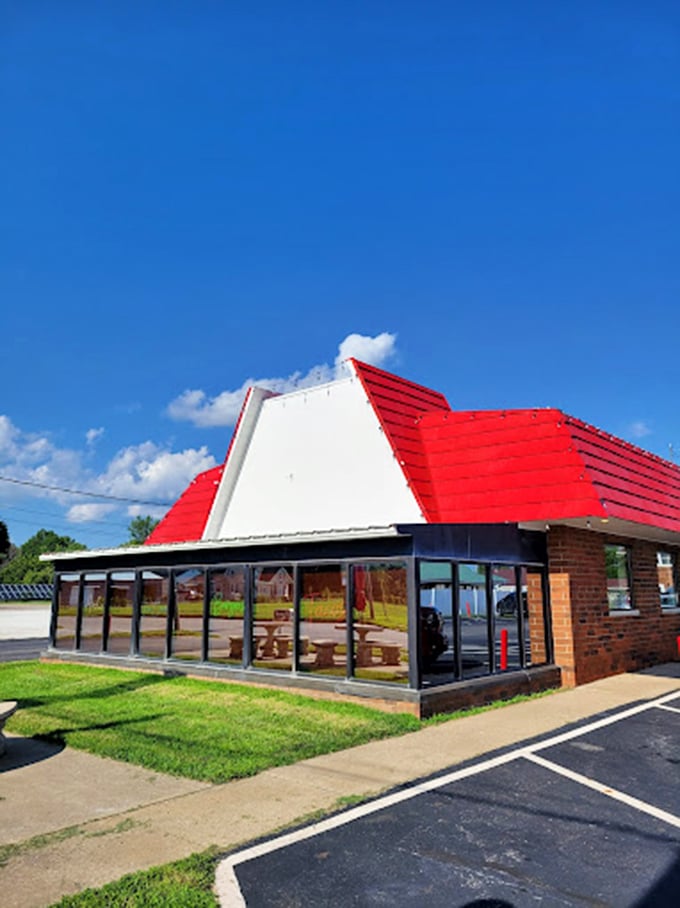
(633, 848), (680, 907)
(638, 664), (680, 679)
(0, 734), (65, 773)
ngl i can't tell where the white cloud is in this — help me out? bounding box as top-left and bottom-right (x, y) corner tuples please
(334, 332), (397, 374)
(67, 503), (116, 523)
(86, 427), (104, 445)
(628, 420), (652, 439)
(0, 414), (217, 527)
(167, 331), (397, 428)
(95, 442), (216, 505)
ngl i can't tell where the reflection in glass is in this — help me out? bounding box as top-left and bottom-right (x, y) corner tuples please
(172, 569), (205, 661)
(460, 563), (489, 679)
(657, 551), (678, 609)
(492, 566), (521, 672)
(605, 544), (632, 610)
(252, 565), (294, 671)
(79, 573), (107, 653)
(525, 567), (548, 666)
(208, 567), (246, 665)
(299, 564), (347, 677)
(352, 563), (409, 684)
(107, 572), (135, 656)
(139, 571), (169, 659)
(54, 574), (79, 650)
(419, 561), (454, 687)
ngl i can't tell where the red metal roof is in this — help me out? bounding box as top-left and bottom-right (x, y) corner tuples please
(419, 407), (680, 532)
(144, 465), (224, 545)
(350, 358), (450, 519)
(143, 362), (680, 545)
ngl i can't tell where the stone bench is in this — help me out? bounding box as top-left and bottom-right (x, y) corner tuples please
(378, 643), (401, 666)
(311, 639), (337, 668)
(0, 701), (17, 757)
(273, 635), (310, 658)
(228, 635), (244, 660)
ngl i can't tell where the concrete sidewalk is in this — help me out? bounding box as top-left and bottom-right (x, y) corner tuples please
(0, 604), (50, 640)
(2, 664), (679, 907)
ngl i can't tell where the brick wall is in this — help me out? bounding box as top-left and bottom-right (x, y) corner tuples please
(547, 525), (680, 686)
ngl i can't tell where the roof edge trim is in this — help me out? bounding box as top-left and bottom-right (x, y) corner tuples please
(40, 525), (402, 561)
(202, 386), (278, 539)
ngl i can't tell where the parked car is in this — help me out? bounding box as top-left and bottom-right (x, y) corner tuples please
(496, 591), (528, 617)
(420, 606), (448, 666)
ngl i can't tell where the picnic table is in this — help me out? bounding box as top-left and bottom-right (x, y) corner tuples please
(336, 623), (384, 666)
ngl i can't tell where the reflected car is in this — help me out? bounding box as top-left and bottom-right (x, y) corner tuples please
(496, 592), (528, 617)
(420, 606), (448, 666)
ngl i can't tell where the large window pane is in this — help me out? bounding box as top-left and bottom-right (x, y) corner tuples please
(352, 563), (409, 684)
(419, 561), (454, 687)
(172, 569), (205, 661)
(54, 574), (79, 650)
(299, 564), (347, 677)
(139, 571), (169, 659)
(252, 565), (294, 671)
(107, 572), (135, 655)
(208, 567), (246, 665)
(79, 573), (107, 653)
(459, 563), (489, 679)
(657, 551), (678, 609)
(525, 567), (548, 666)
(605, 545), (632, 611)
(492, 566), (521, 672)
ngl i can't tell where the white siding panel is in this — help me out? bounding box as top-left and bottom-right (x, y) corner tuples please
(215, 378), (423, 538)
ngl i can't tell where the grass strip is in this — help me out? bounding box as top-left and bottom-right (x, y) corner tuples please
(49, 849), (220, 908)
(1, 661), (421, 783)
(0, 818), (142, 868)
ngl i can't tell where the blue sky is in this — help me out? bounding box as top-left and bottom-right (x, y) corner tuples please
(1, 2), (679, 549)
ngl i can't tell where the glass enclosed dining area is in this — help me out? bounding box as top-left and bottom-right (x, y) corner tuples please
(47, 524), (554, 697)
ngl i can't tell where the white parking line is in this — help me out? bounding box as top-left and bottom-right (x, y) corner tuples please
(657, 703), (680, 715)
(524, 752), (680, 829)
(215, 688), (680, 907)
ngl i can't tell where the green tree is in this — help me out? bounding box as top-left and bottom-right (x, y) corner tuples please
(0, 520), (9, 560)
(125, 515), (160, 546)
(0, 529), (86, 584)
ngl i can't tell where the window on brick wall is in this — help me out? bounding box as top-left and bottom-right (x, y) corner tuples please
(657, 551), (679, 609)
(605, 544), (633, 611)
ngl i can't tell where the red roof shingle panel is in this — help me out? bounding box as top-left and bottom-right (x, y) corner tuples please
(144, 465), (224, 545)
(350, 359), (450, 519)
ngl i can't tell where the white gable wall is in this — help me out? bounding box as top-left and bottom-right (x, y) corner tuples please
(210, 376), (424, 539)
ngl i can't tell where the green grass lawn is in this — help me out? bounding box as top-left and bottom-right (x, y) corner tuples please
(2, 661), (421, 782)
(50, 850), (220, 908)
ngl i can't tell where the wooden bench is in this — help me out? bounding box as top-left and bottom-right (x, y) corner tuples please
(0, 701), (17, 757)
(378, 643), (401, 666)
(311, 639), (337, 668)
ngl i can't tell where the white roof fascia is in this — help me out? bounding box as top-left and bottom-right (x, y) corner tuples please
(39, 524), (402, 562)
(202, 386), (278, 540)
(519, 516), (680, 546)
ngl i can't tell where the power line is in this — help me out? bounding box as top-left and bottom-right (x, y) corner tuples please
(0, 474), (172, 507)
(0, 503), (131, 532)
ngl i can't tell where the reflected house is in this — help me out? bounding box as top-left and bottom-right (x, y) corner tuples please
(42, 360), (680, 716)
(256, 567), (293, 602)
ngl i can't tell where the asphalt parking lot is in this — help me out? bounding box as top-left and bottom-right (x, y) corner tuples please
(220, 691), (680, 907)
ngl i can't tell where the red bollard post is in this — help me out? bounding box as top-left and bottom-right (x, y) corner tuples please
(677, 635), (680, 659)
(500, 628), (508, 670)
